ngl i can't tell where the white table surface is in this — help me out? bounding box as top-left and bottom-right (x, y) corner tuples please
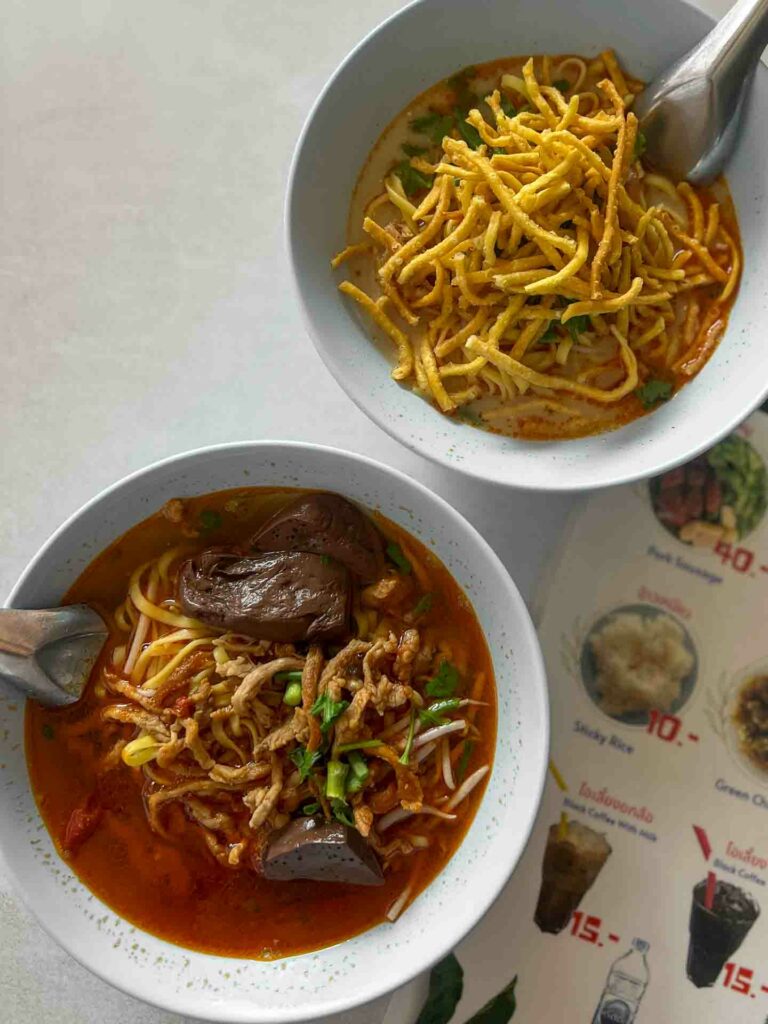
(0, 0), (735, 1020)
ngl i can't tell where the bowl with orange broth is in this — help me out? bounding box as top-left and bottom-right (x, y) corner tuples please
(287, 0), (768, 490)
(0, 441), (547, 1022)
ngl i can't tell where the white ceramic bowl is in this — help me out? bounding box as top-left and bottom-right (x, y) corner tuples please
(0, 442), (548, 1023)
(287, 0), (768, 492)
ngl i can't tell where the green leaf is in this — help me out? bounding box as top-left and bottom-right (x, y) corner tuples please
(633, 130), (647, 160)
(419, 698), (461, 727)
(410, 111), (455, 145)
(426, 661), (461, 698)
(466, 976), (517, 1023)
(402, 142), (428, 157)
(539, 322), (559, 343)
(310, 692), (350, 734)
(455, 111), (483, 150)
(500, 97), (517, 118)
(412, 593), (434, 617)
(330, 797), (355, 828)
(395, 159), (434, 197)
(301, 801), (320, 816)
(386, 541), (412, 575)
(458, 409), (484, 427)
(199, 509), (222, 532)
(635, 377), (673, 409)
(42, 722), (55, 741)
(456, 739), (475, 781)
(289, 746), (322, 782)
(415, 953), (464, 1024)
(552, 79), (571, 93)
(566, 313), (591, 341)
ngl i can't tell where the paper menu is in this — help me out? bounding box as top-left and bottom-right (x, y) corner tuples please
(435, 412), (768, 1023)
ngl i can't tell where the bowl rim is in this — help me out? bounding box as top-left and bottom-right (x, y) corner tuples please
(3, 438), (549, 1022)
(285, 0), (768, 493)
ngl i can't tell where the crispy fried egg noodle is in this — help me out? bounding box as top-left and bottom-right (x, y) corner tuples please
(334, 52), (741, 439)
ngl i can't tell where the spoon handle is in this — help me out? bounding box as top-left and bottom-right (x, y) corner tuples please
(683, 0), (768, 78)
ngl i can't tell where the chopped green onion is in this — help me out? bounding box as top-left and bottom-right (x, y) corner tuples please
(310, 692), (350, 734)
(419, 698), (462, 727)
(500, 97), (517, 118)
(325, 760), (349, 801)
(275, 670), (302, 682)
(552, 79), (571, 92)
(320, 554), (334, 566)
(402, 142), (427, 157)
(289, 746), (322, 782)
(539, 322), (559, 343)
(41, 723), (55, 741)
(336, 739), (382, 753)
(330, 798), (356, 828)
(386, 541), (412, 575)
(633, 130), (647, 160)
(425, 660), (461, 698)
(301, 801), (321, 816)
(456, 740), (475, 782)
(455, 112), (483, 149)
(399, 708), (417, 765)
(635, 377), (673, 408)
(283, 681), (302, 707)
(346, 751), (370, 794)
(412, 593), (434, 617)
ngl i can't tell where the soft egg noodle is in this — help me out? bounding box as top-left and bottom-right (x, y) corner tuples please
(334, 52), (740, 438)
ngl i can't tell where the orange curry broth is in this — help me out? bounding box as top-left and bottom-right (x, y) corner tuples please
(25, 487), (496, 958)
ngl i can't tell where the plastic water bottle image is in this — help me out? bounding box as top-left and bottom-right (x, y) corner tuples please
(592, 938), (650, 1024)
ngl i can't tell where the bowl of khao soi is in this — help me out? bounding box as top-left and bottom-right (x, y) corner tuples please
(2, 442), (547, 1023)
(287, 0), (768, 491)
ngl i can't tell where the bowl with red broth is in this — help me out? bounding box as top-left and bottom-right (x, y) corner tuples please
(0, 442), (547, 1022)
(287, 0), (768, 491)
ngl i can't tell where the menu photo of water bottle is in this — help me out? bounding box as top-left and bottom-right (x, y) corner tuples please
(592, 938), (650, 1024)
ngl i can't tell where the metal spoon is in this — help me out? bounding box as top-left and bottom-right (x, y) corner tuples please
(0, 606), (108, 707)
(635, 0), (768, 183)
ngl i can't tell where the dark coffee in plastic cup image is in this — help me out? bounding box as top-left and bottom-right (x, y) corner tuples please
(535, 819), (612, 934)
(686, 879), (760, 987)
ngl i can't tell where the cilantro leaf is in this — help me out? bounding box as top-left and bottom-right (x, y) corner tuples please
(301, 801), (321, 816)
(566, 313), (591, 341)
(552, 79), (571, 93)
(410, 111), (455, 145)
(330, 798), (356, 828)
(310, 692), (350, 734)
(635, 377), (673, 409)
(633, 130), (647, 160)
(539, 322), (559, 343)
(402, 142), (427, 157)
(425, 660), (461, 698)
(289, 746), (322, 782)
(455, 111), (483, 149)
(394, 159), (434, 197)
(386, 541), (412, 575)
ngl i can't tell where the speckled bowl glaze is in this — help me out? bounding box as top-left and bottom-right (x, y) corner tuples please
(287, 0), (768, 492)
(0, 442), (548, 1023)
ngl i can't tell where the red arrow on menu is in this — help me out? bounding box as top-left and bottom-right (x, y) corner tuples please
(693, 825), (712, 861)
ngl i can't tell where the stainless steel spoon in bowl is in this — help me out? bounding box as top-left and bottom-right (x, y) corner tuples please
(635, 0), (768, 183)
(0, 607), (108, 706)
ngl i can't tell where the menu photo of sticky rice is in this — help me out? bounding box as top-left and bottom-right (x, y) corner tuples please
(561, 602), (698, 726)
